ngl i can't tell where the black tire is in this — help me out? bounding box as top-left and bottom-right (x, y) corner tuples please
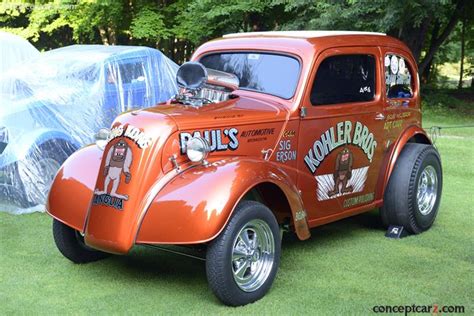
(206, 201), (281, 306)
(17, 140), (76, 208)
(381, 143), (442, 234)
(52, 219), (110, 263)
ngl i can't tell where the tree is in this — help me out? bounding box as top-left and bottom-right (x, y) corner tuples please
(1, 0), (471, 83)
(175, 0), (288, 45)
(416, 0), (468, 77)
(458, 15), (466, 89)
(273, 0), (470, 79)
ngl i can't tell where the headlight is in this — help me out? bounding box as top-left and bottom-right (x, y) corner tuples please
(186, 137), (210, 163)
(95, 128), (110, 151)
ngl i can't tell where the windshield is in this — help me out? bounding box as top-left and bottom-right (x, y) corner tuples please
(200, 52), (300, 99)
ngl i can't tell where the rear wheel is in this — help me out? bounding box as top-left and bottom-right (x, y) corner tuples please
(381, 143), (442, 234)
(53, 219), (110, 263)
(206, 201), (281, 306)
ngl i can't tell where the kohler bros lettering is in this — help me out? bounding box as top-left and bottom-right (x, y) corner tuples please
(304, 121), (377, 173)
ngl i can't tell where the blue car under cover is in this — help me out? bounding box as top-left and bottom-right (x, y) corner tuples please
(0, 45), (178, 213)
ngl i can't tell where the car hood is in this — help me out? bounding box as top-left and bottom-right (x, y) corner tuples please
(150, 95), (289, 130)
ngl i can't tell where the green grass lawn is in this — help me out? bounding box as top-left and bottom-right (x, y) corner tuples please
(1, 90), (473, 314)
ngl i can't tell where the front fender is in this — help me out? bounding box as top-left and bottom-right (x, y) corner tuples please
(136, 158), (309, 244)
(46, 145), (101, 232)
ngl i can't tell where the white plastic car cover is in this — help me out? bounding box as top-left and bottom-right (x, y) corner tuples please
(0, 31), (40, 74)
(0, 45), (178, 214)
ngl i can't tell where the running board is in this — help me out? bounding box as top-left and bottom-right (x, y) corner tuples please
(143, 244), (206, 261)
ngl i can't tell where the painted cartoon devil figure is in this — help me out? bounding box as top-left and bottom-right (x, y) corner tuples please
(94, 140), (133, 200)
(328, 147), (354, 197)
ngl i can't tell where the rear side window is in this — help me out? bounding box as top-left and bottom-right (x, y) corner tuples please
(385, 54), (413, 98)
(311, 54), (375, 105)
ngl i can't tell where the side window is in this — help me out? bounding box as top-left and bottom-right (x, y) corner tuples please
(311, 54), (375, 105)
(106, 61), (146, 85)
(119, 62), (145, 84)
(385, 54), (413, 98)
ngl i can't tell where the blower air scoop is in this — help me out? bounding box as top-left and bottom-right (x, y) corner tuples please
(175, 62), (239, 107)
(176, 62), (208, 90)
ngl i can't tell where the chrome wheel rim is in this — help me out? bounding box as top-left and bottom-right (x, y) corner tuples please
(416, 165), (438, 216)
(231, 219), (275, 292)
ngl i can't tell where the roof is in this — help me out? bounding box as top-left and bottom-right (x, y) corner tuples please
(193, 30), (411, 72)
(0, 31), (40, 73)
(45, 45), (156, 62)
(223, 31), (386, 39)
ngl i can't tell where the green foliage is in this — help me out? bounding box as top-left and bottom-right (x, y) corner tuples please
(175, 0), (284, 44)
(0, 0), (471, 86)
(271, 0), (450, 32)
(130, 5), (169, 41)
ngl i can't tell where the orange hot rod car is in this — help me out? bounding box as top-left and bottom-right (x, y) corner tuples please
(47, 31), (442, 306)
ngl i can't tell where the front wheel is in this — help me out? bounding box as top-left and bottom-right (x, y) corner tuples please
(52, 219), (110, 263)
(206, 201), (281, 306)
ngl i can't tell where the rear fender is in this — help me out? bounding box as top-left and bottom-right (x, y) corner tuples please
(136, 158), (310, 244)
(46, 145), (101, 232)
(376, 125), (431, 201)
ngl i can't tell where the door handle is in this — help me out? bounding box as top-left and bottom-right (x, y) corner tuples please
(375, 113), (385, 121)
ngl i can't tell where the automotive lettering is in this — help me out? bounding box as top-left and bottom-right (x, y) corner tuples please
(241, 128), (275, 137)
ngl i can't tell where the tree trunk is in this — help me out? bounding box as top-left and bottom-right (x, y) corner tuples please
(399, 17), (432, 62)
(418, 0), (467, 75)
(421, 21), (440, 83)
(107, 25), (116, 45)
(99, 26), (109, 45)
(458, 17), (465, 89)
(422, 59), (436, 84)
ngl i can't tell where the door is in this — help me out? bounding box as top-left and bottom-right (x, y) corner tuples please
(297, 47), (385, 224)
